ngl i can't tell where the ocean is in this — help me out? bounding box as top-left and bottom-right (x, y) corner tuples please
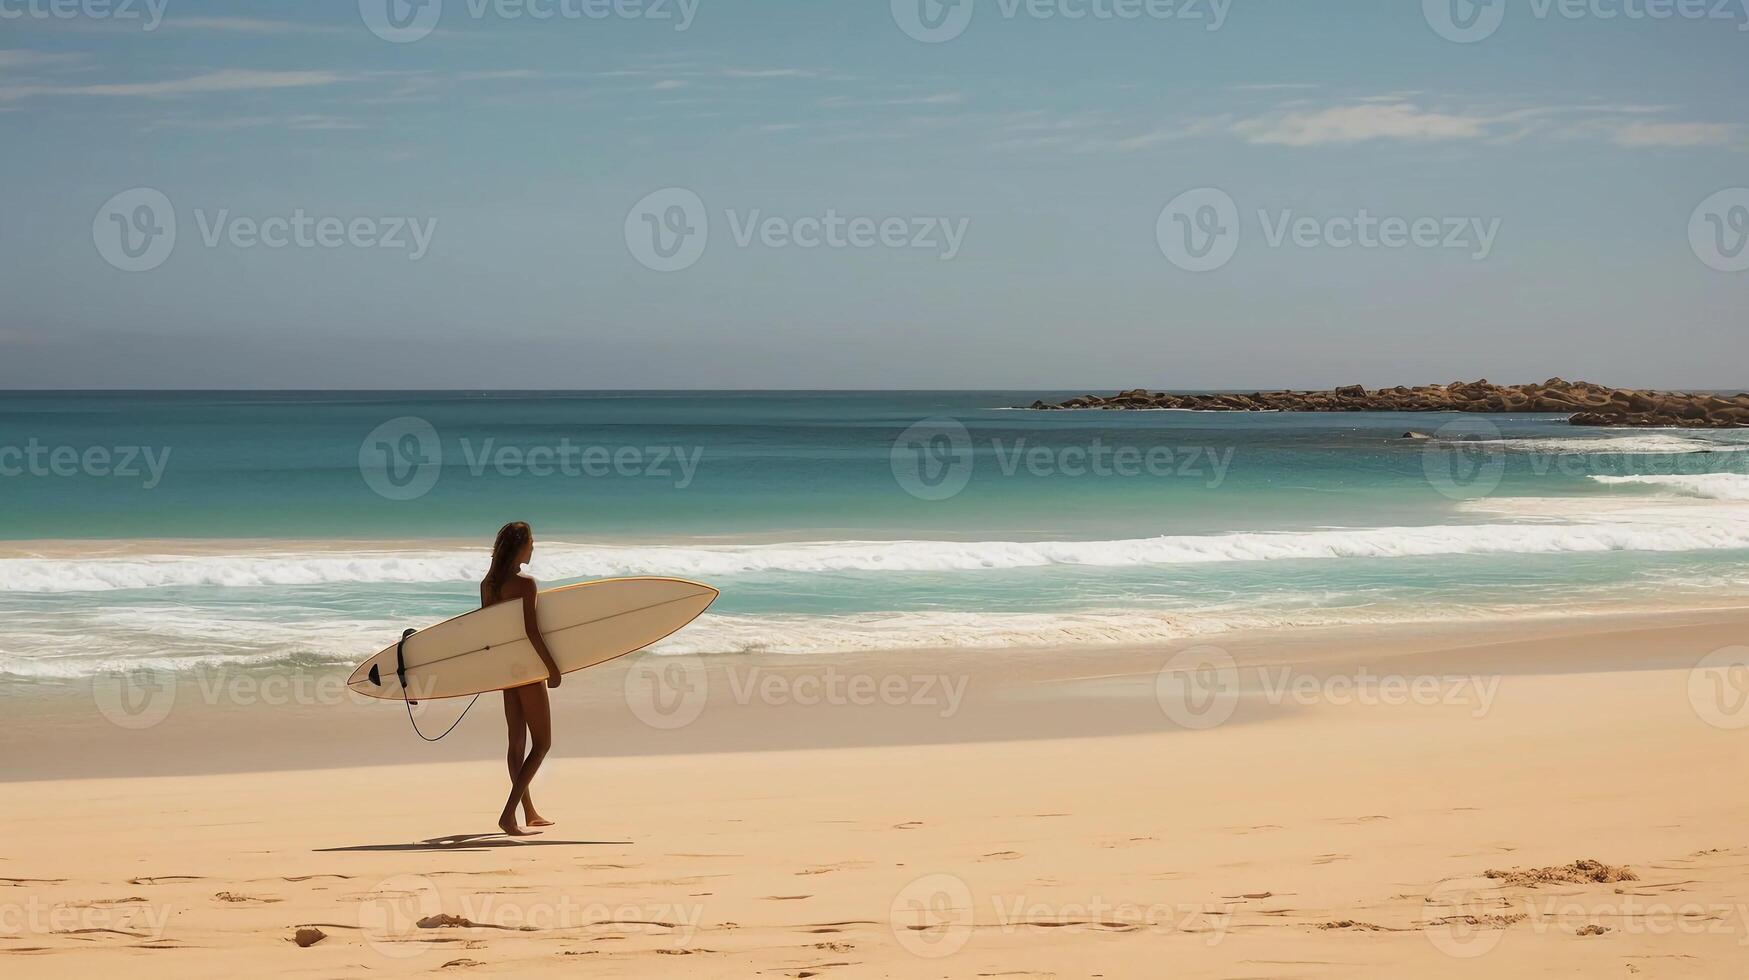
(4, 390), (1749, 679)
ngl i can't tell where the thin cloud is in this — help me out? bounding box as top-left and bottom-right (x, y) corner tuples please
(0, 69), (350, 101)
(1234, 101), (1491, 145)
(146, 113), (367, 132)
(161, 16), (351, 36)
(722, 68), (816, 79)
(1607, 120), (1740, 147)
(0, 50), (89, 70)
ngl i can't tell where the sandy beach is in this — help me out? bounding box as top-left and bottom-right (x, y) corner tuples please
(6, 610), (1749, 977)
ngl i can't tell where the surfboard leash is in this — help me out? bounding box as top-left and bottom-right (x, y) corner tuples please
(395, 626), (482, 742)
(405, 692), (481, 742)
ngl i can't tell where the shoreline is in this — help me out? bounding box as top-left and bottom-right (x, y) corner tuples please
(7, 605), (1746, 783)
(5, 606), (1749, 976)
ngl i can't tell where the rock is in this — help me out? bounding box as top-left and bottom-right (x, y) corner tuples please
(1402, 431), (1432, 439)
(293, 927), (326, 947)
(1023, 381), (1749, 429)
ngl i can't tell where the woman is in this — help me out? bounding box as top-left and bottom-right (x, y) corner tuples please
(481, 521), (564, 836)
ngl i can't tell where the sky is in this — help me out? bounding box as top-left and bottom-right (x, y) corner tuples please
(1, 0), (1746, 389)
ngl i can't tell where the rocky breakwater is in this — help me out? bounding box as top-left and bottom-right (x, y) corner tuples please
(1026, 379), (1749, 428)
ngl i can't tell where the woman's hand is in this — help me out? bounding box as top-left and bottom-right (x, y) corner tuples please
(546, 670), (562, 689)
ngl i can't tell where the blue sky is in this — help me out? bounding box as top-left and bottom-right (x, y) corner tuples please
(1, 0), (1745, 388)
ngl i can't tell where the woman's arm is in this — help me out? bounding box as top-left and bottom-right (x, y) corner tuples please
(517, 580), (563, 688)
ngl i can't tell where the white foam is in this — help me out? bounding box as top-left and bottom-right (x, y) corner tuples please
(1477, 434), (1749, 454)
(6, 512), (1749, 594)
(1590, 474), (1749, 501)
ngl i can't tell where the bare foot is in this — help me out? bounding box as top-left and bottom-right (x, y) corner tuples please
(526, 815), (555, 828)
(498, 816), (540, 837)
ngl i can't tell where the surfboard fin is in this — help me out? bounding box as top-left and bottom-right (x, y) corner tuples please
(368, 663), (381, 687)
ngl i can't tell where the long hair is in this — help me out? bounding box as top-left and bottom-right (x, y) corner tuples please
(484, 521), (532, 598)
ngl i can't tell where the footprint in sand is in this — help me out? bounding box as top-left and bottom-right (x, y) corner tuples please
(214, 891), (282, 904)
(796, 861), (873, 876)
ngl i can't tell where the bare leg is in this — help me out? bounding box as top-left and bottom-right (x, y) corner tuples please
(506, 688), (553, 826)
(498, 683), (552, 836)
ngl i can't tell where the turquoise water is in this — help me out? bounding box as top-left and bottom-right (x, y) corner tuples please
(3, 391), (1749, 676)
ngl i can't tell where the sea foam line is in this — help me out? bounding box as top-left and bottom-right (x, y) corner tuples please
(6, 514), (1749, 593)
(1590, 473), (1749, 501)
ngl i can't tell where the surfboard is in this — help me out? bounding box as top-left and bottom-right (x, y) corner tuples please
(346, 577), (718, 701)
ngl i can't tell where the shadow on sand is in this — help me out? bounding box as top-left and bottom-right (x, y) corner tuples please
(316, 832), (631, 853)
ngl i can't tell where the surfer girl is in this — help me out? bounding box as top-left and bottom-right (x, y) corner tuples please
(481, 521), (564, 836)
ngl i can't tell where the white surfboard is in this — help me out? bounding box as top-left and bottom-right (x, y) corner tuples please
(347, 577), (718, 701)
